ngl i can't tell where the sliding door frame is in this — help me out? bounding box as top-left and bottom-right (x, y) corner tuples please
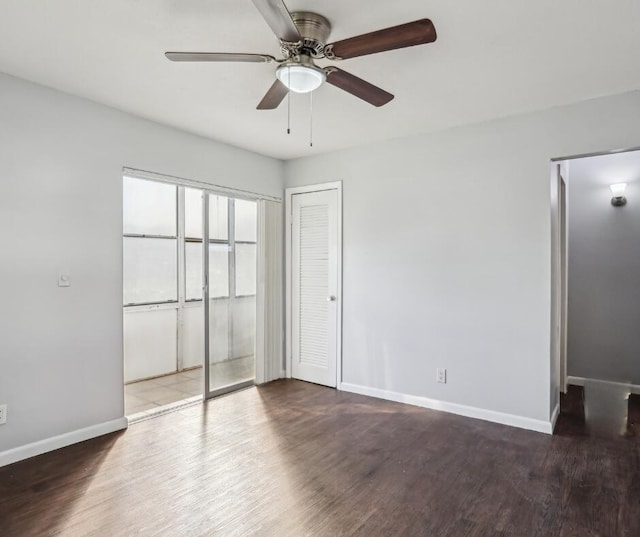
(202, 192), (255, 400)
(123, 167), (281, 402)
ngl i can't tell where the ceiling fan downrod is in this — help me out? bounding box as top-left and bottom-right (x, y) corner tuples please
(309, 91), (313, 148)
(287, 66), (291, 135)
(165, 0), (437, 144)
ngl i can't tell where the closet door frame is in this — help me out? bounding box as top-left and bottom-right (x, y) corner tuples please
(285, 181), (343, 389)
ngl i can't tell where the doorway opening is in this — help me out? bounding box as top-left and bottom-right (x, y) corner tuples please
(123, 174), (258, 417)
(552, 149), (640, 437)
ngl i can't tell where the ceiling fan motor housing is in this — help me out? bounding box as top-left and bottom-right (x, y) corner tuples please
(165, 0), (437, 110)
(287, 12), (332, 58)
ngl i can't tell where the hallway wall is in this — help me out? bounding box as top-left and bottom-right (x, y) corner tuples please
(567, 151), (640, 385)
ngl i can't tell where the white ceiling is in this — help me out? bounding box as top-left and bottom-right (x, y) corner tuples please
(1, 1), (639, 160)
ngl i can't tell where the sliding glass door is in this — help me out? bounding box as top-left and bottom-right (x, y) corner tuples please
(203, 192), (257, 398)
(123, 173), (259, 405)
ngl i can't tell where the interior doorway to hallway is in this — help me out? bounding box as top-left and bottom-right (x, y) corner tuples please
(552, 148), (640, 437)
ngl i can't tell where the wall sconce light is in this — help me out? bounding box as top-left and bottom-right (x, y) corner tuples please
(610, 183), (627, 207)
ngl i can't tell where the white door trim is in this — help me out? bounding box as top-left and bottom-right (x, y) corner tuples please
(285, 182), (343, 389)
(559, 174), (568, 394)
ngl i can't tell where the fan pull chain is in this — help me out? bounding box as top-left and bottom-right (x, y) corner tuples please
(309, 91), (313, 148)
(287, 66), (291, 135)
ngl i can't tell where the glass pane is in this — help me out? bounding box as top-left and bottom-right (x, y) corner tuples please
(209, 195), (229, 241)
(123, 176), (176, 236)
(208, 297), (255, 392)
(208, 242), (229, 298)
(208, 299), (229, 374)
(232, 297), (256, 363)
(182, 304), (204, 369)
(234, 199), (257, 242)
(124, 308), (177, 383)
(123, 237), (177, 304)
(185, 187), (203, 239)
(206, 194), (255, 394)
(235, 243), (256, 296)
(185, 242), (203, 300)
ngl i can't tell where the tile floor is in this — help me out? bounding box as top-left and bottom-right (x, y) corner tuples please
(125, 368), (203, 415)
(209, 355), (254, 389)
(124, 356), (256, 415)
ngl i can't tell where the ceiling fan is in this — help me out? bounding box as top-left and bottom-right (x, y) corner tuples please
(165, 0), (437, 110)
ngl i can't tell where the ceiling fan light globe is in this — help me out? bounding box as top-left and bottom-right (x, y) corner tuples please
(276, 64), (326, 93)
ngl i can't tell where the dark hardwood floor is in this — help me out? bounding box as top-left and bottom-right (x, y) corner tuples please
(1, 380), (639, 537)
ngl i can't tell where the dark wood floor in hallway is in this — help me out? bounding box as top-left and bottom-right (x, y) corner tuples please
(1, 380), (638, 537)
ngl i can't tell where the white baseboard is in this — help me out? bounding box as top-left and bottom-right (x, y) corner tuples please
(341, 383), (554, 435)
(568, 376), (640, 395)
(0, 417), (129, 468)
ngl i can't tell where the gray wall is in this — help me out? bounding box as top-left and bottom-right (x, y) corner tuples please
(567, 151), (640, 385)
(0, 72), (283, 457)
(285, 90), (640, 425)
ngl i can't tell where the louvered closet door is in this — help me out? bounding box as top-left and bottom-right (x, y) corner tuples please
(291, 189), (338, 387)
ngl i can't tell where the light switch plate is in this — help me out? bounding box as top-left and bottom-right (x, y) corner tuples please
(0, 404), (7, 425)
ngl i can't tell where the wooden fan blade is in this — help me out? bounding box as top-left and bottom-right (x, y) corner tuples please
(257, 79), (289, 109)
(325, 67), (394, 107)
(165, 52), (276, 63)
(251, 0), (301, 43)
(326, 19), (436, 60)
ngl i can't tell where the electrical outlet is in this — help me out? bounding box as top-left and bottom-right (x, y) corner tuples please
(58, 272), (71, 287)
(436, 368), (447, 384)
(0, 404), (6, 425)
